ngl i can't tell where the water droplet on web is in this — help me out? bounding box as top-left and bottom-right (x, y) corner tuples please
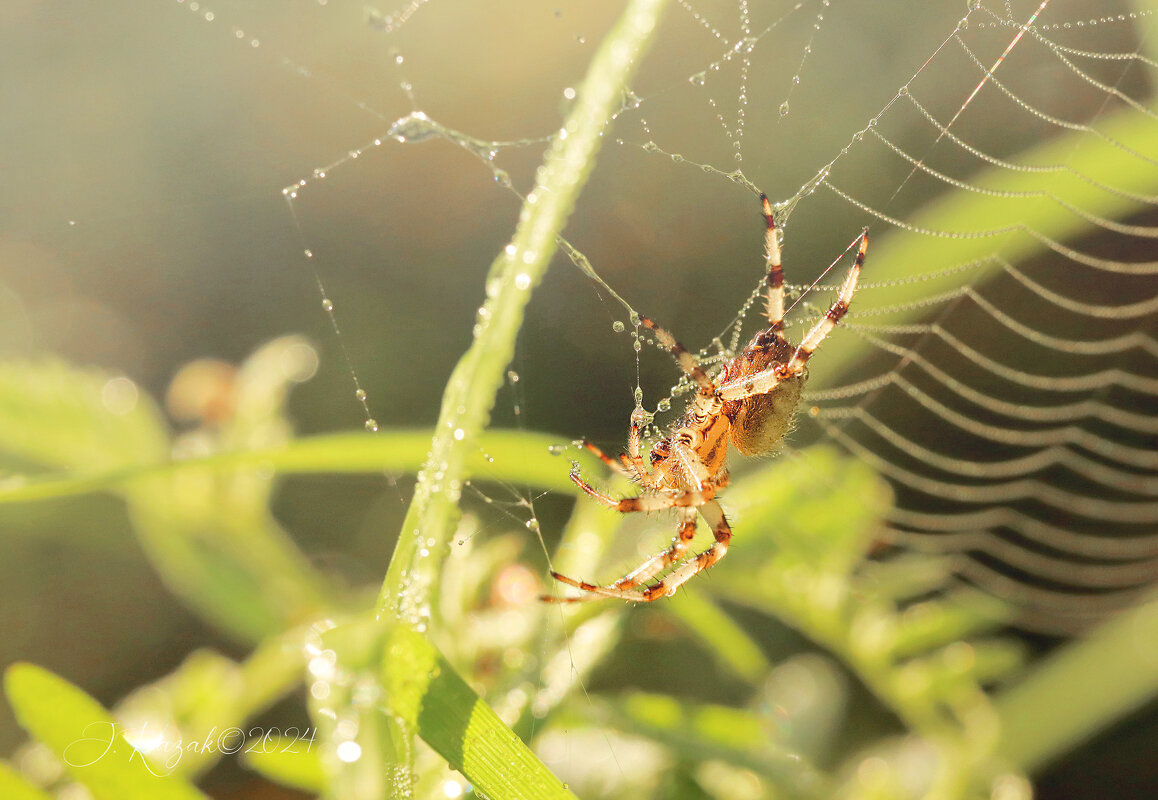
(303, 249), (313, 258)
(689, 72), (706, 86)
(525, 519), (540, 532)
(779, 101), (790, 117)
(657, 398), (671, 412)
(321, 298), (333, 312)
(507, 370), (520, 383)
(365, 419), (379, 432)
(388, 110), (438, 144)
(612, 321), (625, 333)
(633, 339), (642, 352)
(548, 444), (565, 455)
(355, 389), (367, 401)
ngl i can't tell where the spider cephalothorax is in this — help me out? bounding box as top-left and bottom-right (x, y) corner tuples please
(546, 195), (867, 602)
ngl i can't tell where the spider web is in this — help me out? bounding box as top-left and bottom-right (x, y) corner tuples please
(272, 0), (1156, 637)
(8, 0), (1151, 631)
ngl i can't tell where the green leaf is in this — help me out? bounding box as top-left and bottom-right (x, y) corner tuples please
(4, 663), (208, 800)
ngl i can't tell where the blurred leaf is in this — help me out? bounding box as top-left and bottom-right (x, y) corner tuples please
(595, 691), (828, 798)
(4, 663), (208, 800)
(996, 592), (1158, 773)
(0, 359), (167, 472)
(240, 735), (323, 793)
(666, 588), (771, 685)
(0, 761), (53, 800)
(818, 104), (1158, 384)
(117, 629), (309, 778)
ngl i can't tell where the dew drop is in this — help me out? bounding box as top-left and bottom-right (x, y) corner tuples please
(365, 419), (379, 432)
(779, 101), (790, 117)
(355, 389), (367, 401)
(321, 298), (333, 312)
(612, 320), (625, 333)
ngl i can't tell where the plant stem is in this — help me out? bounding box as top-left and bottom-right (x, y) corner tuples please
(370, 0), (671, 789)
(375, 0), (671, 621)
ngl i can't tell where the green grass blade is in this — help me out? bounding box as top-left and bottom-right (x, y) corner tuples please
(0, 429), (594, 506)
(995, 593), (1158, 773)
(3, 663), (209, 800)
(381, 624), (579, 800)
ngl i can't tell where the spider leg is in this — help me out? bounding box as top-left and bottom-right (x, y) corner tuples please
(716, 366), (785, 402)
(783, 228), (867, 374)
(716, 228), (867, 403)
(569, 467), (718, 511)
(625, 406), (657, 487)
(637, 316), (717, 392)
(545, 500), (732, 602)
(578, 438), (635, 479)
(542, 510), (699, 603)
(759, 194), (786, 333)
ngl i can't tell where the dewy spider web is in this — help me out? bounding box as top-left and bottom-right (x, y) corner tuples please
(156, 0), (1157, 639)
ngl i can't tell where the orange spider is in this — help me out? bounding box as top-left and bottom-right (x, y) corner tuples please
(545, 194), (868, 602)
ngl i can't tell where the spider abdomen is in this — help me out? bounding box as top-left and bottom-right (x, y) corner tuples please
(728, 371), (805, 455)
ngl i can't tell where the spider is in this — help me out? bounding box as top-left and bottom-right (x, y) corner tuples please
(544, 194), (868, 602)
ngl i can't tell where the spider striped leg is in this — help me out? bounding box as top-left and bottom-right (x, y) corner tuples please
(783, 228), (867, 375)
(569, 468), (718, 512)
(543, 510), (699, 603)
(637, 499), (732, 599)
(637, 316), (717, 392)
(577, 438), (635, 479)
(624, 406), (654, 485)
(716, 366), (785, 401)
(547, 500), (732, 602)
(760, 194), (785, 332)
